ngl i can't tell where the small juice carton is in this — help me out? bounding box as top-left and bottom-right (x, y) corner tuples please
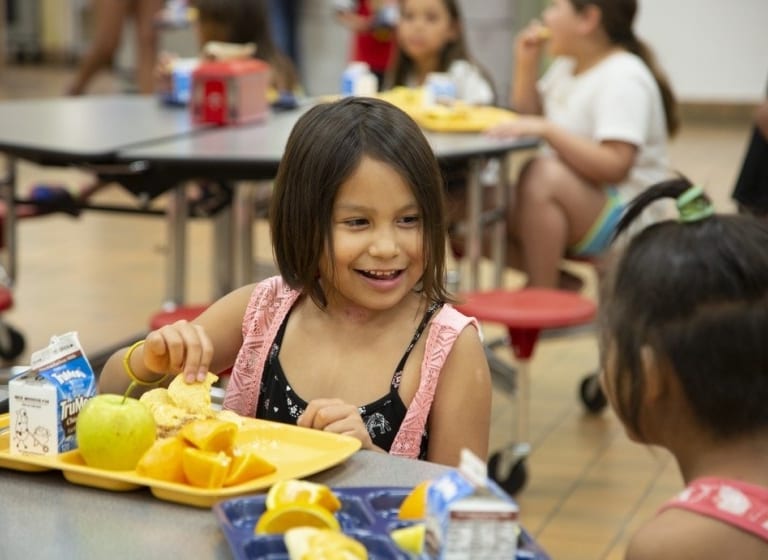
(425, 449), (520, 559)
(9, 332), (96, 456)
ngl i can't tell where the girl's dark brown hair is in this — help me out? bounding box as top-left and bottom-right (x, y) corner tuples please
(602, 177), (768, 441)
(386, 0), (495, 100)
(193, 0), (298, 91)
(571, 0), (679, 136)
(270, 97), (452, 309)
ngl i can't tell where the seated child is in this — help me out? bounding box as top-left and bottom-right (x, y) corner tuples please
(99, 97), (492, 467)
(601, 177), (768, 558)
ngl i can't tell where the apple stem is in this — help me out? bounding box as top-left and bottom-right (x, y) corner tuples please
(123, 381), (138, 403)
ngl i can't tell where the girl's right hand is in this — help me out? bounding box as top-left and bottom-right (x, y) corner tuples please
(143, 321), (213, 383)
(515, 20), (549, 68)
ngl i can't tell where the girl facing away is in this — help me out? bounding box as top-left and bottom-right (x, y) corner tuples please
(601, 178), (768, 559)
(386, 0), (494, 105)
(99, 97), (492, 467)
(488, 0), (679, 289)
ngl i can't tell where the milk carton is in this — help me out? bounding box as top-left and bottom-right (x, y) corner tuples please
(425, 450), (520, 559)
(9, 332), (96, 456)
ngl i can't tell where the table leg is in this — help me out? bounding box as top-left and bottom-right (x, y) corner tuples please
(466, 158), (483, 290)
(1, 155), (17, 284)
(212, 205), (234, 298)
(164, 183), (187, 308)
(233, 181), (258, 288)
(492, 156), (510, 287)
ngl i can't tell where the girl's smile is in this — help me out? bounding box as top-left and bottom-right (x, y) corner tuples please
(321, 155), (425, 312)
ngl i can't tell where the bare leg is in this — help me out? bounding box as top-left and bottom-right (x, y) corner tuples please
(132, 0), (163, 94)
(67, 0), (131, 95)
(511, 156), (607, 288)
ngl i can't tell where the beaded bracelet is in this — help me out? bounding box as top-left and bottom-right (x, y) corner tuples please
(122, 340), (171, 387)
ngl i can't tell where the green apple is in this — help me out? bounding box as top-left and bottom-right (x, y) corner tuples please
(76, 394), (157, 470)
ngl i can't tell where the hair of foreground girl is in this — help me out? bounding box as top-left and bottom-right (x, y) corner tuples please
(269, 96), (452, 308)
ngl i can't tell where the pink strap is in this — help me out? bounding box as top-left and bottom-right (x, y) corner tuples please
(223, 276), (299, 416)
(389, 306), (477, 458)
(659, 477), (768, 543)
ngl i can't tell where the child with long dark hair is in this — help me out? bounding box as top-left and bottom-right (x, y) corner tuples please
(601, 177), (768, 558)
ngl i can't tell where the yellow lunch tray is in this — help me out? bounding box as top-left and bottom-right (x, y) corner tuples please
(376, 87), (517, 133)
(412, 105), (517, 133)
(0, 414), (360, 508)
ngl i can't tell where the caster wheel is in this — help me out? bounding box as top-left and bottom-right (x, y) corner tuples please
(488, 451), (527, 495)
(579, 373), (607, 414)
(0, 326), (25, 361)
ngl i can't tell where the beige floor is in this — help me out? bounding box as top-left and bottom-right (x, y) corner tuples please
(0, 63), (755, 559)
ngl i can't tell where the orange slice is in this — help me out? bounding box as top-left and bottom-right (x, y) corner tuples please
(135, 437), (188, 483)
(179, 418), (238, 452)
(265, 479), (342, 513)
(398, 480), (431, 520)
(255, 503), (341, 535)
(181, 447), (232, 488)
(223, 448), (277, 486)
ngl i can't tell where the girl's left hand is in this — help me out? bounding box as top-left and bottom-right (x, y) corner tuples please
(486, 115), (549, 139)
(297, 398), (375, 450)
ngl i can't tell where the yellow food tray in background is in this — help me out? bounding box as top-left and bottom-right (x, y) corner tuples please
(377, 87), (517, 132)
(413, 105), (517, 133)
(0, 414), (360, 508)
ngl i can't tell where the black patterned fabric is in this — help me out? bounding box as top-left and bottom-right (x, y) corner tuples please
(257, 302), (441, 458)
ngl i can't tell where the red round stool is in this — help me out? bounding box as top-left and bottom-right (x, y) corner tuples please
(455, 288), (597, 495)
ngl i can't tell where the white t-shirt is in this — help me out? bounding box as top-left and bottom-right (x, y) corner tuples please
(538, 51), (672, 217)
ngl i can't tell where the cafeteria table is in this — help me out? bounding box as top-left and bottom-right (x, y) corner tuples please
(0, 448), (553, 559)
(117, 103), (538, 304)
(0, 94), (213, 283)
(0, 451), (446, 559)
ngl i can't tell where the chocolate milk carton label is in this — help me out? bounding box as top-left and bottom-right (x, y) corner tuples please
(9, 332), (96, 456)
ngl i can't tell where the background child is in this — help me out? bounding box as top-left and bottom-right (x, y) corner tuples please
(387, 0), (495, 236)
(600, 177), (768, 558)
(192, 0), (299, 94)
(67, 0), (164, 95)
(488, 0), (678, 289)
(334, 0), (398, 87)
(165, 0), (300, 215)
(99, 97), (492, 467)
(387, 0), (494, 105)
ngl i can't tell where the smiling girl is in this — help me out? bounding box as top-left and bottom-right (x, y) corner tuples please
(99, 98), (491, 467)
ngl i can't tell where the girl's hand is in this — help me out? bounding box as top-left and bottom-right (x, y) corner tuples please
(486, 115), (549, 139)
(297, 398), (375, 450)
(515, 20), (549, 69)
(143, 321), (213, 383)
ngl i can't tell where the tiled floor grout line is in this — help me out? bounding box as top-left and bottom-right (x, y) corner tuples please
(527, 407), (622, 539)
(597, 451), (673, 559)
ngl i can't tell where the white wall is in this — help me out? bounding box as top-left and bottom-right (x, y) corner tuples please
(636, 0), (768, 103)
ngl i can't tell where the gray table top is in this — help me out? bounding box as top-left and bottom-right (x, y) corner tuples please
(0, 95), (207, 164)
(0, 450), (449, 559)
(117, 103), (538, 180)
